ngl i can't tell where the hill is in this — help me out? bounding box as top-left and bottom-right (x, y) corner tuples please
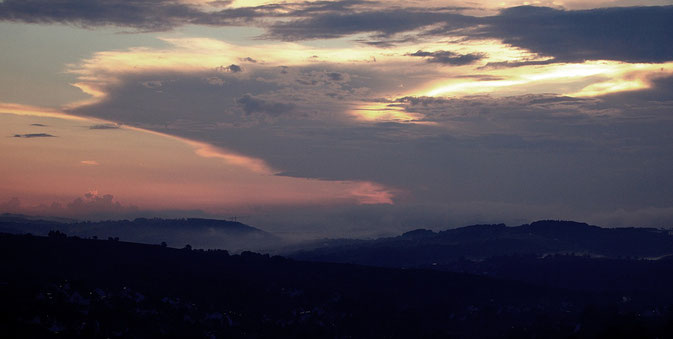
(3, 232), (673, 338)
(287, 220), (673, 296)
(0, 214), (277, 252)
(289, 220), (673, 266)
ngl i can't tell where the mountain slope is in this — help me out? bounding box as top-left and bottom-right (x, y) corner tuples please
(289, 220), (673, 267)
(3, 232), (673, 338)
(0, 214), (278, 251)
(287, 220), (673, 297)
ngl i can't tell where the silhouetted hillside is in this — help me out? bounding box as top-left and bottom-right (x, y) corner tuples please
(0, 214), (278, 252)
(3, 233), (673, 338)
(287, 220), (673, 302)
(289, 220), (673, 267)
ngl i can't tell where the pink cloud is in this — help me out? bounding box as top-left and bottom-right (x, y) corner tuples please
(0, 192), (138, 219)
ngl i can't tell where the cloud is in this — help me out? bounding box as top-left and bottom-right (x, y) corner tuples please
(141, 80), (165, 90)
(228, 64), (242, 72)
(0, 192), (139, 220)
(0, 0), (381, 33)
(205, 77), (226, 86)
(480, 59), (558, 69)
(66, 191), (136, 215)
(30, 123), (47, 126)
(50, 21), (673, 232)
(600, 73), (673, 102)
(89, 123), (120, 130)
(263, 4), (673, 64)
(355, 37), (417, 48)
(0, 0), (313, 31)
(67, 54), (413, 126)
(408, 50), (485, 65)
(265, 9), (475, 41)
(0, 197), (21, 211)
(2, 1), (672, 65)
(80, 160), (100, 165)
(394, 94), (605, 135)
(218, 64), (242, 73)
(13, 133), (55, 138)
(65, 44), (673, 211)
(326, 72), (344, 81)
(208, 0), (234, 7)
(236, 94), (295, 117)
(0, 0), (205, 31)
(479, 5), (673, 63)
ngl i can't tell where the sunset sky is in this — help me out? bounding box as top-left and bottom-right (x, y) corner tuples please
(1, 0), (673, 237)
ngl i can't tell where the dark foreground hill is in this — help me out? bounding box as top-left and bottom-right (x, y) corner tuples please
(288, 220), (673, 300)
(0, 214), (277, 251)
(2, 233), (673, 338)
(0, 234), (673, 338)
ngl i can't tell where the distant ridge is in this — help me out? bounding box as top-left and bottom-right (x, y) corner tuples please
(124, 217), (266, 234)
(289, 220), (673, 266)
(0, 214), (277, 251)
(0, 212), (78, 224)
(0, 214), (266, 234)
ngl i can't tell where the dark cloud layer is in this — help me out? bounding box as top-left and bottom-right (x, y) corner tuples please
(0, 0), (293, 31)
(0, 0), (204, 31)
(481, 6), (673, 63)
(2, 1), (672, 63)
(0, 0), (365, 31)
(266, 4), (673, 63)
(265, 9), (475, 40)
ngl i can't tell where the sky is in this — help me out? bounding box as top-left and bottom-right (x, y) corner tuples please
(1, 0), (673, 238)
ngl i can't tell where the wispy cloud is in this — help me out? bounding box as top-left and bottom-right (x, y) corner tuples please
(13, 133), (55, 138)
(407, 50), (485, 65)
(89, 123), (121, 130)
